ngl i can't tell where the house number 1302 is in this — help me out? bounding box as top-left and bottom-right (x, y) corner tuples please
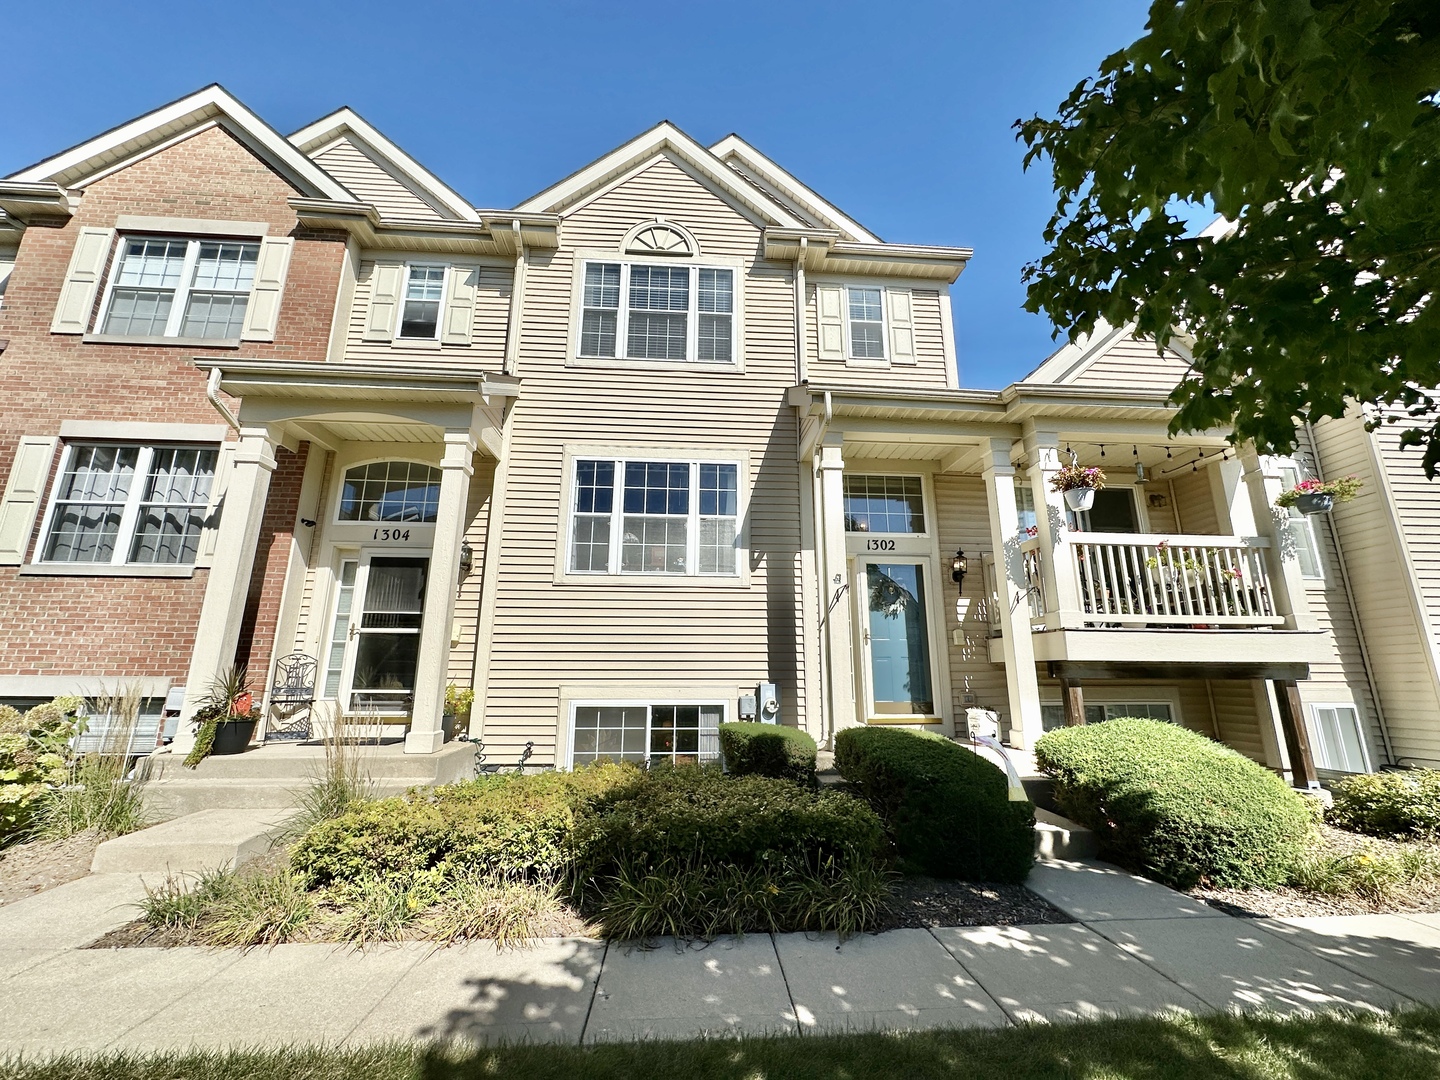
(866, 539), (896, 551)
(372, 528), (412, 541)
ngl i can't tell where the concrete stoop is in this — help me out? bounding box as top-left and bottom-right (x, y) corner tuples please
(1033, 808), (1098, 860)
(91, 808), (288, 875)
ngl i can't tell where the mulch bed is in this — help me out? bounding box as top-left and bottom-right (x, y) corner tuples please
(0, 831), (103, 907)
(875, 876), (1072, 930)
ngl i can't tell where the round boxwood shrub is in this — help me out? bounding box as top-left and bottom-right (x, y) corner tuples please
(1035, 718), (1311, 889)
(718, 722), (818, 785)
(834, 726), (1035, 883)
(1328, 769), (1440, 840)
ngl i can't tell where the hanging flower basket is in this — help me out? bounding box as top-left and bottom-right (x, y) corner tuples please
(1275, 475), (1362, 515)
(1064, 488), (1095, 511)
(1051, 463), (1105, 513)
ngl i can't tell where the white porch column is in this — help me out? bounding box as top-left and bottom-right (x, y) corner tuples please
(175, 425), (278, 751)
(1023, 430), (1084, 629)
(817, 434), (858, 733)
(406, 429), (476, 754)
(983, 438), (1044, 748)
(1239, 448), (1318, 632)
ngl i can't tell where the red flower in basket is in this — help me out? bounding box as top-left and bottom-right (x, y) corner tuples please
(231, 691), (253, 717)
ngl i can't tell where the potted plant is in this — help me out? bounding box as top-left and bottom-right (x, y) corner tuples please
(183, 665), (260, 768)
(443, 683), (475, 743)
(1051, 463), (1106, 512)
(1145, 541), (1205, 587)
(1275, 475), (1363, 516)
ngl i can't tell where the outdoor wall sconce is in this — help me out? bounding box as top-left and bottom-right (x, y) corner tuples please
(459, 541), (474, 576)
(299, 518), (316, 528)
(951, 548), (968, 585)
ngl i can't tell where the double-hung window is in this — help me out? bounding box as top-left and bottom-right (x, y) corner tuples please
(399, 264), (446, 339)
(579, 261), (735, 363)
(1276, 461), (1324, 579)
(847, 286), (886, 359)
(569, 457), (740, 576)
(99, 237), (259, 339)
(570, 702), (723, 767)
(38, 443), (218, 566)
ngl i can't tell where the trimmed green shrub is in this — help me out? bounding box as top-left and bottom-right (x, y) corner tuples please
(1035, 718), (1311, 889)
(718, 722), (818, 785)
(1328, 769), (1440, 841)
(1, 697), (82, 844)
(835, 726), (1035, 883)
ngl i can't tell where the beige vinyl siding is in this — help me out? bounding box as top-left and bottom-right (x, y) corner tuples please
(1067, 337), (1193, 391)
(805, 282), (953, 388)
(1209, 679), (1266, 761)
(479, 153), (807, 765)
(447, 460), (497, 687)
(1139, 480), (1180, 532)
(1169, 468), (1222, 534)
(934, 474), (1013, 729)
(287, 450), (333, 655)
(344, 259), (511, 368)
(311, 135), (452, 220)
(1313, 414), (1440, 766)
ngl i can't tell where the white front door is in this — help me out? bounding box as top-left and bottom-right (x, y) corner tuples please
(326, 551), (430, 714)
(855, 557), (939, 721)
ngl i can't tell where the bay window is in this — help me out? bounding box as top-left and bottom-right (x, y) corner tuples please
(579, 261), (735, 364)
(98, 237), (259, 339)
(568, 457), (740, 576)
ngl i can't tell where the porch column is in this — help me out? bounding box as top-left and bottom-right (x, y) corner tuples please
(1273, 678), (1320, 788)
(1023, 429), (1084, 629)
(1061, 676), (1085, 727)
(407, 429), (476, 754)
(817, 434), (857, 733)
(983, 439), (1044, 748)
(175, 424), (279, 751)
(1239, 448), (1318, 631)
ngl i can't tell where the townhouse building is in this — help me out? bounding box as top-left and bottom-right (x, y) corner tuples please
(0, 86), (1434, 792)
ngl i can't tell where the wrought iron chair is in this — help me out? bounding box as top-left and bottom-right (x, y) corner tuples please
(266, 653), (317, 741)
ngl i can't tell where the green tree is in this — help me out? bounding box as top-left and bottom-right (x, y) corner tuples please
(1017, 1), (1440, 471)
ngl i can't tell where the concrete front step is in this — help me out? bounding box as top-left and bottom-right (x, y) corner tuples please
(1034, 808), (1098, 860)
(148, 741), (477, 782)
(91, 808), (288, 874)
(144, 776), (425, 821)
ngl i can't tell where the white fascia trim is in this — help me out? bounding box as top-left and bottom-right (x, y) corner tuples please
(709, 134), (881, 244)
(512, 121), (804, 228)
(289, 108), (479, 223)
(8, 85), (356, 203)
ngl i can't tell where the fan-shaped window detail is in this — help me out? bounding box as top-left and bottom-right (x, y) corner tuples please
(338, 461), (441, 523)
(623, 219), (697, 258)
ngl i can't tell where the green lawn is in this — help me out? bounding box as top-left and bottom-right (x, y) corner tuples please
(7, 1008), (1440, 1080)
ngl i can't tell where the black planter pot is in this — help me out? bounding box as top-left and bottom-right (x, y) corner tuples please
(212, 718), (258, 755)
(442, 713), (456, 743)
(1294, 492), (1334, 515)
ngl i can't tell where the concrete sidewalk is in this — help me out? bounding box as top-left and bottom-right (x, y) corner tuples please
(3, 858), (1440, 1053)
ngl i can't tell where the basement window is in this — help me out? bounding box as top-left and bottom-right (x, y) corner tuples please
(568, 702), (723, 767)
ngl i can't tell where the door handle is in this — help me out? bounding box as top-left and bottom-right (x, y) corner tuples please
(348, 624), (359, 640)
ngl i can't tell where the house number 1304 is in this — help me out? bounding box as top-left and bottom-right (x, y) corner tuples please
(866, 539), (896, 551)
(372, 528), (412, 541)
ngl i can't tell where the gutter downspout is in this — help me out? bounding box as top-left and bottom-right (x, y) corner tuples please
(503, 219), (527, 377)
(206, 367), (241, 433)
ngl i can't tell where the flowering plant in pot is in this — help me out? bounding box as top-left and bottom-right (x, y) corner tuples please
(442, 683), (475, 743)
(1050, 463), (1106, 511)
(182, 665), (260, 768)
(1144, 540), (1205, 587)
(1274, 475), (1363, 515)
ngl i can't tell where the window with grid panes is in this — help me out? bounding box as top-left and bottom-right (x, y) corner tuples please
(578, 261), (735, 363)
(570, 702), (724, 766)
(1277, 462), (1324, 579)
(399, 265), (445, 338)
(338, 461), (442, 523)
(568, 458), (740, 576)
(38, 443), (218, 566)
(847, 286), (886, 359)
(99, 237), (258, 339)
(842, 475), (926, 533)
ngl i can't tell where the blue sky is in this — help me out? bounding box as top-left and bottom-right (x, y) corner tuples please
(0, 0), (1155, 388)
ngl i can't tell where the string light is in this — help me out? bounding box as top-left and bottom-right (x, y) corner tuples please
(1166, 446), (1173, 459)
(1099, 445), (1106, 458)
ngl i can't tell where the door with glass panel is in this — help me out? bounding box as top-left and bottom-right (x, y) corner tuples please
(856, 559), (938, 720)
(323, 553), (429, 714)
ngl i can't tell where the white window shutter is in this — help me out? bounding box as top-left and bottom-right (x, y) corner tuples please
(50, 228), (114, 334)
(816, 284), (845, 361)
(240, 237), (294, 342)
(0, 436), (59, 564)
(886, 288), (916, 364)
(441, 265), (477, 345)
(195, 442), (236, 566)
(363, 262), (404, 342)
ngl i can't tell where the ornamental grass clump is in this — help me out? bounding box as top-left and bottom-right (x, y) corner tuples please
(835, 726), (1035, 883)
(1035, 718), (1311, 889)
(718, 721), (818, 785)
(1328, 769), (1440, 841)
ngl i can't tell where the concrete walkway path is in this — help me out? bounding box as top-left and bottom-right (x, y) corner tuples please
(3, 858), (1440, 1053)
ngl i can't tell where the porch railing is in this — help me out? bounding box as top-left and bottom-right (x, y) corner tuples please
(1013, 532), (1283, 629)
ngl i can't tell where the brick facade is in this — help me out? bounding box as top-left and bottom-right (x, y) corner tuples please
(0, 126), (345, 686)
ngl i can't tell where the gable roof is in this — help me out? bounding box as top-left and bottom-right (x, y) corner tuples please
(707, 134), (880, 243)
(7, 84), (356, 202)
(289, 108), (479, 222)
(512, 121), (806, 228)
(1022, 320), (1196, 392)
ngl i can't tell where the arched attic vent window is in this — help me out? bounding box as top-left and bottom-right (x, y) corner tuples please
(622, 219), (698, 258)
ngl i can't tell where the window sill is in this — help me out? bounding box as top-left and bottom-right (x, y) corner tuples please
(20, 563), (198, 578)
(568, 355), (742, 374)
(393, 336), (443, 349)
(81, 334), (242, 348)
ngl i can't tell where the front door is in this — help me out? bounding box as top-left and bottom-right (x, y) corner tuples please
(333, 552), (429, 714)
(857, 559), (937, 719)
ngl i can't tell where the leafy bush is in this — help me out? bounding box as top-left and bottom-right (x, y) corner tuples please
(0, 698), (81, 844)
(718, 722), (818, 785)
(1328, 770), (1440, 841)
(1036, 718), (1311, 889)
(835, 726), (1035, 883)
